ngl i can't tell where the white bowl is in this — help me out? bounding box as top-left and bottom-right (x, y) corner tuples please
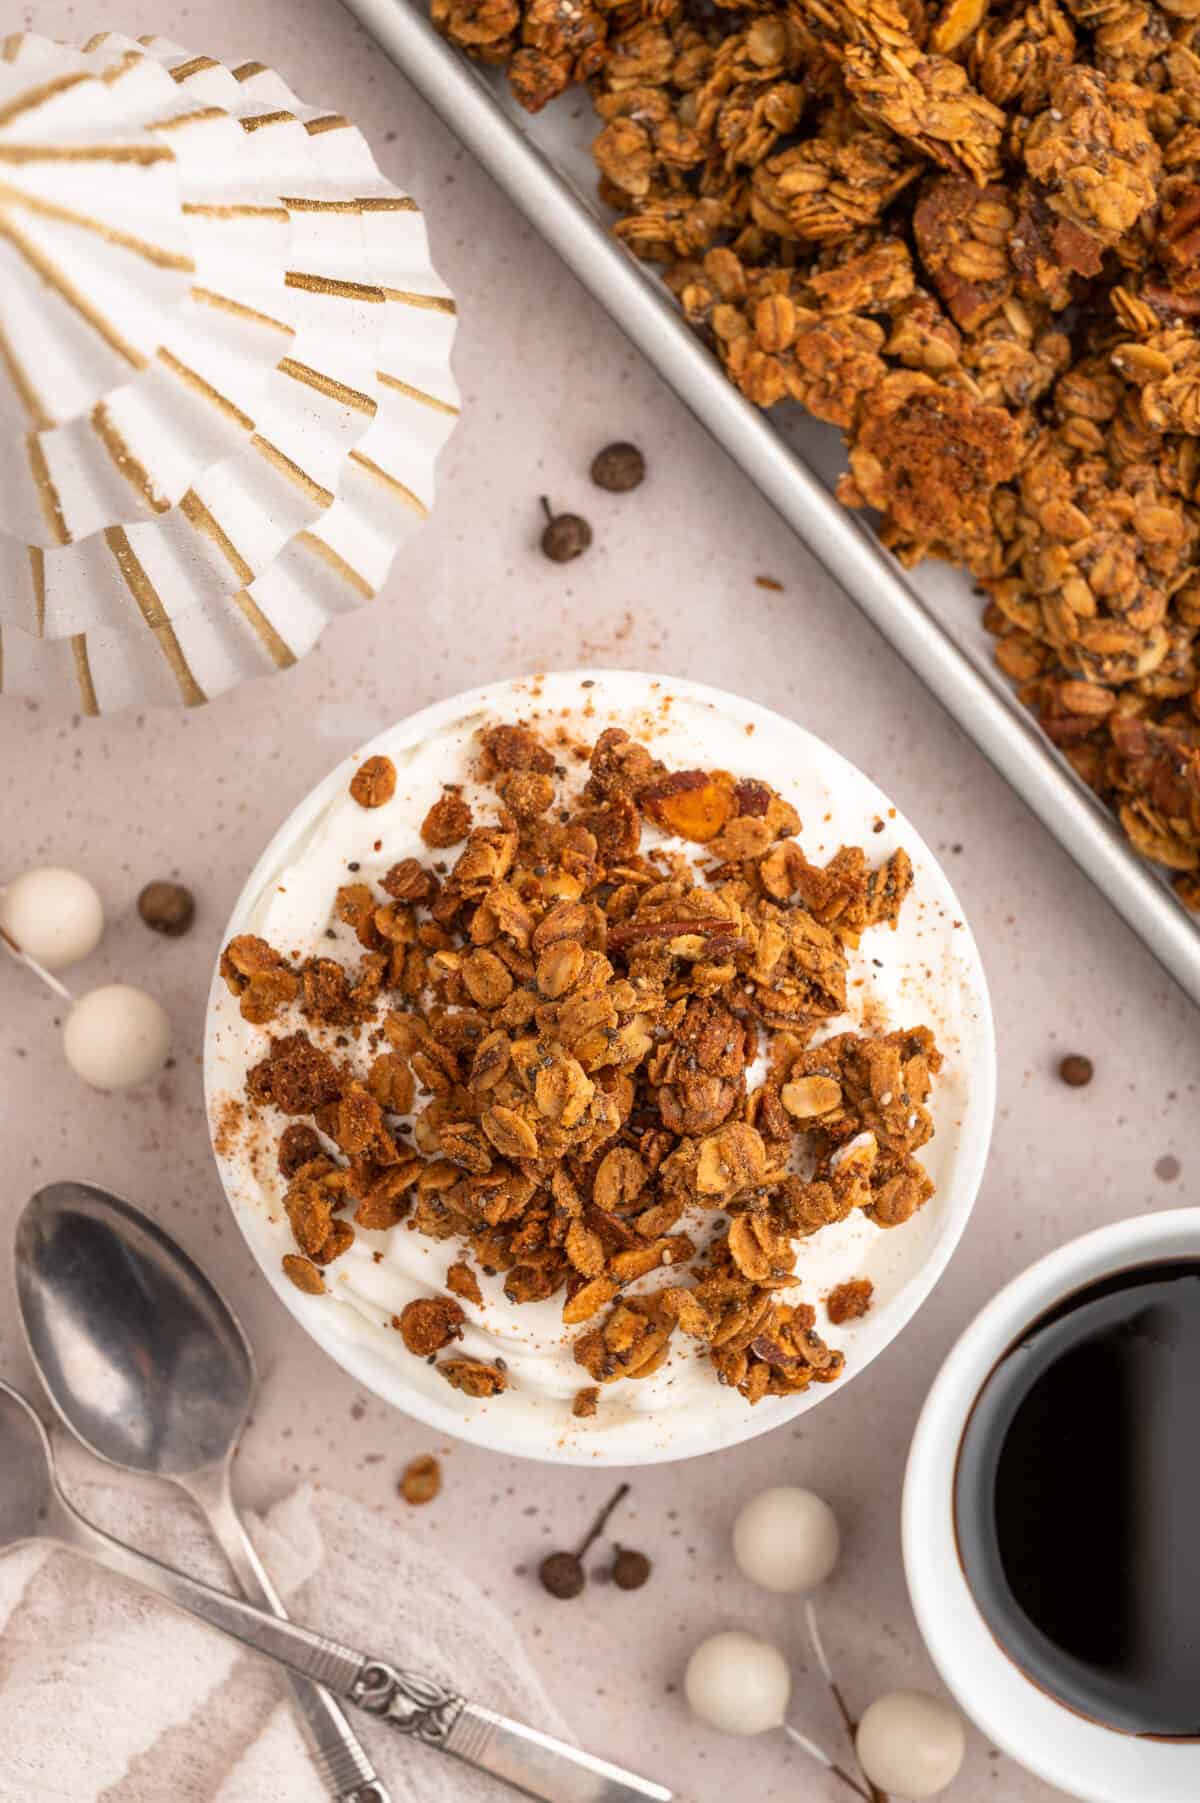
(205, 670), (995, 1465)
(903, 1209), (1200, 1803)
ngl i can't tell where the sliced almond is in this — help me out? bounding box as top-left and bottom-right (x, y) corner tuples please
(609, 1242), (665, 1282)
(781, 1074), (843, 1119)
(566, 1218), (607, 1277)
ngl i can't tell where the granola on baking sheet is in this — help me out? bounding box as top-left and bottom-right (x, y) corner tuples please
(432, 0), (1200, 906)
(222, 723), (942, 1409)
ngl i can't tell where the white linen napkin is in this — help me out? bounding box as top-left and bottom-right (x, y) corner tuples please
(0, 1477), (570, 1802)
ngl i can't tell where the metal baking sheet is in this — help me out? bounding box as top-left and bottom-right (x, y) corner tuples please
(339, 0), (1200, 1008)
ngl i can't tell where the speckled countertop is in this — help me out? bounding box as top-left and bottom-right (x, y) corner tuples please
(2, 4), (1198, 1799)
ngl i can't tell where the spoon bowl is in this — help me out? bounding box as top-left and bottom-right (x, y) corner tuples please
(13, 1180), (395, 1803)
(15, 1179), (253, 1482)
(0, 1382), (55, 1548)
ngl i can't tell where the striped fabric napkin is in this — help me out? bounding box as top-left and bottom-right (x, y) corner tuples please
(0, 1478), (568, 1802)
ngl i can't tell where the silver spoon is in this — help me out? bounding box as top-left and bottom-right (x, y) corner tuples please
(15, 1178), (389, 1803)
(0, 1378), (670, 1802)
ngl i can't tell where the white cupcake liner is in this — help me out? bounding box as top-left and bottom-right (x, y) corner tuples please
(0, 31), (458, 711)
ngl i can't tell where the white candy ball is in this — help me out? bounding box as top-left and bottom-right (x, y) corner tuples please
(856, 1691), (965, 1798)
(64, 984), (171, 1090)
(0, 866), (103, 970)
(684, 1631), (791, 1737)
(732, 1487), (840, 1594)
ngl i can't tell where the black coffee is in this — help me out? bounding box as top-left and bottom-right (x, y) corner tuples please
(955, 1259), (1200, 1739)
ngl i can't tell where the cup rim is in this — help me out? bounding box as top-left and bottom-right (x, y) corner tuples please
(902, 1208), (1200, 1803)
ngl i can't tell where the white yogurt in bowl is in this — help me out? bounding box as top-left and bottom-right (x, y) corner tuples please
(204, 669), (995, 1465)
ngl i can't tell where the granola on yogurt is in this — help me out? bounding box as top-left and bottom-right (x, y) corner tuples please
(432, 0), (1200, 903)
(221, 722), (943, 1409)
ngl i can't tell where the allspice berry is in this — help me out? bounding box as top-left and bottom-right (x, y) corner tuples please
(1059, 1053), (1094, 1088)
(535, 1481), (630, 1601)
(539, 1550), (586, 1600)
(591, 442), (645, 493)
(138, 880), (195, 937)
(611, 1546), (651, 1591)
(539, 497), (592, 563)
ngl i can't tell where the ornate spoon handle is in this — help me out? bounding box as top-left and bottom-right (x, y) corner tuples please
(39, 1466), (670, 1803)
(351, 1662), (671, 1803)
(189, 1473), (392, 1803)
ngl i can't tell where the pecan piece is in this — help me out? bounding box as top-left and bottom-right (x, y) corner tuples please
(350, 756), (396, 809)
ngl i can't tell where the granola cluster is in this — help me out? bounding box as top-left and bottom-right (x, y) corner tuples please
(433, 0), (1200, 903)
(221, 723), (942, 1409)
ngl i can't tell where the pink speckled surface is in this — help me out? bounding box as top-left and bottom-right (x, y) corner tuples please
(2, 6), (1198, 1800)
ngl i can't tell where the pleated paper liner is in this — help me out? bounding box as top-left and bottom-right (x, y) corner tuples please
(0, 31), (458, 711)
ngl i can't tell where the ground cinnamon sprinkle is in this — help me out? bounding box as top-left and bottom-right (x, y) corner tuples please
(432, 0), (1200, 904)
(212, 1097), (245, 1158)
(222, 718), (943, 1407)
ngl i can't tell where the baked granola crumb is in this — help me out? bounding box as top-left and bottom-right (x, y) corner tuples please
(224, 717), (944, 1408)
(447, 1259), (485, 1306)
(421, 790), (473, 848)
(430, 0), (1200, 899)
(220, 935), (299, 1024)
(439, 1356), (509, 1396)
(399, 1295), (466, 1356)
(826, 1277), (875, 1324)
(400, 1453), (442, 1504)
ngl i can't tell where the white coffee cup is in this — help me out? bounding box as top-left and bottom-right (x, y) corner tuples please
(903, 1208), (1200, 1803)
